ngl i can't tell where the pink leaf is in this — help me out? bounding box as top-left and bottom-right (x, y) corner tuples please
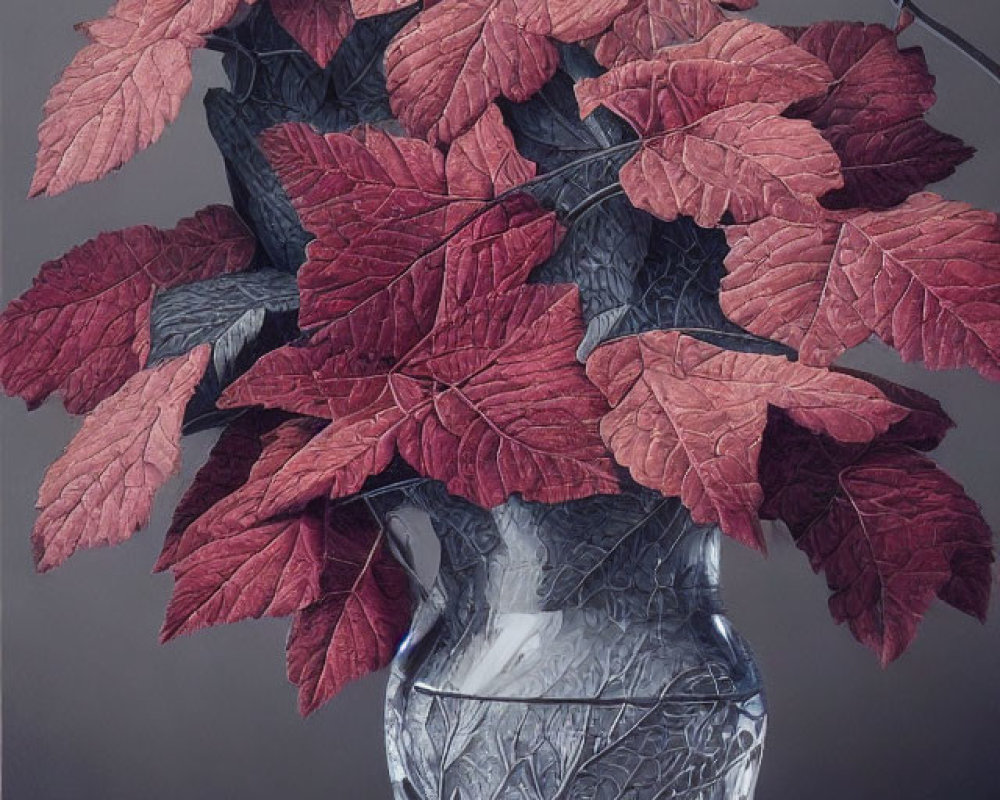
(617, 103), (842, 226)
(270, 0), (354, 67)
(30, 0), (249, 196)
(586, 331), (907, 549)
(594, 0), (727, 67)
(287, 501), (411, 715)
(0, 206), (254, 414)
(721, 194), (1000, 378)
(32, 346), (211, 572)
(384, 0), (629, 143)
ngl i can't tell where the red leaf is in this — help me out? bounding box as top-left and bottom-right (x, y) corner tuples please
(782, 21), (968, 209)
(270, 0), (354, 67)
(30, 0), (249, 196)
(721, 194), (1000, 378)
(784, 22), (935, 131)
(221, 285), (618, 513)
(760, 410), (993, 665)
(617, 102), (843, 226)
(384, 0), (628, 143)
(0, 206), (255, 414)
(160, 501), (325, 641)
(156, 416), (328, 570)
(582, 20), (833, 125)
(155, 410), (290, 572)
(593, 0), (727, 67)
(32, 346), (211, 572)
(287, 501), (411, 715)
(260, 112), (547, 356)
(586, 331), (907, 549)
(820, 116), (973, 211)
(351, 0), (417, 17)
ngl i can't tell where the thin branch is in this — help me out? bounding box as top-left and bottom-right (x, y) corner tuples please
(891, 0), (1000, 86)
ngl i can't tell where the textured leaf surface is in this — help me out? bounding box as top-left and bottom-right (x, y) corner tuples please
(155, 416), (327, 571)
(760, 406), (993, 664)
(221, 283), (618, 512)
(161, 501), (325, 640)
(32, 347), (211, 572)
(288, 501), (411, 715)
(594, 0), (727, 67)
(721, 194), (1000, 378)
(261, 113), (551, 355)
(270, 0), (354, 66)
(30, 0), (247, 195)
(783, 21), (970, 209)
(0, 206), (255, 414)
(384, 0), (628, 143)
(587, 332), (907, 548)
(617, 102), (842, 226)
(579, 21), (834, 133)
(156, 410), (290, 572)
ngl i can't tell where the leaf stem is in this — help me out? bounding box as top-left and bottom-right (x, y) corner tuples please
(891, 0), (1000, 86)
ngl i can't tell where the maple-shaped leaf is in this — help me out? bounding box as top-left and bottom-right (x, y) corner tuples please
(160, 500), (325, 641)
(580, 20), (834, 130)
(270, 0), (354, 66)
(576, 28), (840, 226)
(260, 110), (553, 355)
(721, 193), (1000, 379)
(0, 205), (255, 414)
(760, 405), (993, 665)
(617, 102), (843, 227)
(220, 282), (618, 514)
(594, 0), (727, 67)
(30, 0), (251, 196)
(383, 0), (629, 143)
(351, 0), (418, 17)
(32, 346), (211, 572)
(783, 21), (971, 209)
(287, 500), (411, 715)
(155, 415), (328, 572)
(155, 410), (291, 572)
(586, 331), (907, 548)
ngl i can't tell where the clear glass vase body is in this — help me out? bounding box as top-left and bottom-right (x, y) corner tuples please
(381, 484), (767, 800)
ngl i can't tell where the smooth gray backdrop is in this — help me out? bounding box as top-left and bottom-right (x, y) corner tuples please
(3, 1), (999, 798)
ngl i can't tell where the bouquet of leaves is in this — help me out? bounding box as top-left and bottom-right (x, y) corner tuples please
(3, 0), (996, 716)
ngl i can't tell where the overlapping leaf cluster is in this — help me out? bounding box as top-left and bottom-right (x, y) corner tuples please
(5, 0), (997, 714)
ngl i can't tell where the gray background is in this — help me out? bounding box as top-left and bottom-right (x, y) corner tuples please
(2, 1), (998, 798)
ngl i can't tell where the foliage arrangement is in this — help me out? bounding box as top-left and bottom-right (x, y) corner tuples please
(4, 0), (997, 715)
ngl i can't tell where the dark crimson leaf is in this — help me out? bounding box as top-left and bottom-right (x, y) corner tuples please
(160, 500), (325, 640)
(721, 194), (1000, 379)
(579, 21), (834, 133)
(0, 206), (256, 414)
(384, 0), (629, 143)
(594, 0), (727, 67)
(30, 0), (248, 196)
(586, 331), (907, 549)
(154, 416), (327, 570)
(260, 111), (552, 355)
(270, 0), (354, 66)
(156, 410), (290, 572)
(287, 500), (411, 715)
(32, 346), (211, 572)
(820, 116), (974, 211)
(783, 21), (970, 209)
(760, 409), (993, 665)
(221, 283), (619, 513)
